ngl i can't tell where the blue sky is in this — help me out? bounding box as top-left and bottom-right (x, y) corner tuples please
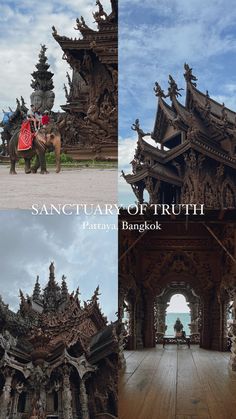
(0, 211), (117, 322)
(0, 0), (111, 118)
(119, 0), (236, 205)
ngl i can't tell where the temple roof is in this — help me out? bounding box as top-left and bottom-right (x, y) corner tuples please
(52, 0), (118, 66)
(0, 263), (109, 362)
(124, 65), (236, 186)
(151, 65), (236, 145)
(186, 81), (236, 124)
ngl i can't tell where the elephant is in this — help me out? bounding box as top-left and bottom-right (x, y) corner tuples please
(9, 123), (61, 174)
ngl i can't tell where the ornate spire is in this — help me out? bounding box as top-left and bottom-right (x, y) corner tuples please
(49, 262), (55, 283)
(61, 275), (69, 301)
(43, 263), (61, 312)
(31, 45), (54, 92)
(32, 276), (41, 302)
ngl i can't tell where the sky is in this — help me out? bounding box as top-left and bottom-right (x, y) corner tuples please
(0, 211), (117, 322)
(0, 0), (111, 116)
(167, 294), (189, 313)
(119, 0), (236, 206)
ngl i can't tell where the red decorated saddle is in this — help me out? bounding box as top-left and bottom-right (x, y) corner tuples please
(18, 121), (35, 151)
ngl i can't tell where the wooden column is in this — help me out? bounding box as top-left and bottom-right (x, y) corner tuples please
(0, 369), (14, 419)
(79, 379), (90, 419)
(143, 291), (155, 348)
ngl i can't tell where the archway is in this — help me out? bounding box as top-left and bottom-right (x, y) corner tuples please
(154, 282), (200, 344)
(166, 294), (190, 336)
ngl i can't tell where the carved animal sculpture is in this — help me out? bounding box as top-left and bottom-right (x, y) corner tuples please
(9, 124), (61, 174)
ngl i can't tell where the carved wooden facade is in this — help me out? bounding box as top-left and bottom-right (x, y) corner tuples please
(0, 263), (118, 418)
(53, 0), (118, 160)
(119, 211), (236, 370)
(124, 64), (236, 207)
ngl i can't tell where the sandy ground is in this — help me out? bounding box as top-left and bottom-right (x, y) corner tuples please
(0, 165), (117, 210)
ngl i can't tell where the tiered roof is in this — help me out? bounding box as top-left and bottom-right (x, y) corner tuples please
(0, 263), (113, 370)
(124, 64), (236, 188)
(52, 0), (118, 68)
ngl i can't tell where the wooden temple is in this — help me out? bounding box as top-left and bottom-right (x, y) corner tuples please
(123, 64), (236, 207)
(119, 209), (236, 361)
(0, 263), (118, 418)
(52, 0), (118, 160)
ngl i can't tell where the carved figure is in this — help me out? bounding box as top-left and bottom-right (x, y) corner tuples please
(168, 75), (183, 98)
(183, 63), (197, 86)
(131, 119), (150, 141)
(153, 82), (167, 98)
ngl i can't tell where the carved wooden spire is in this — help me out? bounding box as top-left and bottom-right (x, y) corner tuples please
(31, 44), (54, 91)
(32, 276), (41, 302)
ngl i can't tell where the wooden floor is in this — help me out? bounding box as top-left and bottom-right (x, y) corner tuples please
(119, 345), (236, 419)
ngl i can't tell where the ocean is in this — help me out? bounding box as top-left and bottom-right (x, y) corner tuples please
(165, 312), (191, 336)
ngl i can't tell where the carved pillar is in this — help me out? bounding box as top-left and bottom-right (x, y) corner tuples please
(229, 295), (236, 371)
(156, 302), (168, 334)
(200, 295), (211, 349)
(12, 382), (24, 418)
(143, 292), (155, 347)
(12, 392), (19, 418)
(129, 298), (136, 350)
(0, 369), (14, 419)
(39, 385), (47, 416)
(79, 378), (90, 419)
(135, 297), (144, 349)
(62, 367), (73, 419)
(188, 302), (199, 335)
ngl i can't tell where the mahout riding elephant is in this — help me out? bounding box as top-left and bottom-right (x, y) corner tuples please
(9, 123), (61, 174)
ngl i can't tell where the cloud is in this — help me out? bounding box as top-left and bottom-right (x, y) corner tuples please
(0, 211), (117, 322)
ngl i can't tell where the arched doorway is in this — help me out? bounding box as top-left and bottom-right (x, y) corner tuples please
(154, 282), (200, 344)
(166, 294), (190, 336)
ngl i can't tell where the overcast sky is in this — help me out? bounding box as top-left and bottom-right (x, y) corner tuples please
(119, 0), (236, 206)
(0, 0), (111, 116)
(0, 211), (117, 322)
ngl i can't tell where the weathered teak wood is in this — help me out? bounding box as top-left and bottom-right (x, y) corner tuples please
(119, 346), (234, 419)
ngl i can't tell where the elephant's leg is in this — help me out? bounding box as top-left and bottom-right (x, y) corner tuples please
(51, 135), (61, 173)
(54, 143), (61, 173)
(31, 155), (40, 173)
(9, 159), (17, 174)
(38, 152), (48, 174)
(24, 158), (31, 174)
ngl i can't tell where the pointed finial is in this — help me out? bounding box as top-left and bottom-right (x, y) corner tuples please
(184, 63), (197, 86)
(168, 75), (184, 98)
(52, 26), (58, 36)
(92, 285), (101, 301)
(153, 82), (167, 98)
(49, 262), (55, 282)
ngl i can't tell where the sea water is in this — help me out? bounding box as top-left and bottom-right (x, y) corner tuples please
(166, 312), (191, 336)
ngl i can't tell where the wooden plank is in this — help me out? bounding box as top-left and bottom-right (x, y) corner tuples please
(119, 346), (236, 419)
(119, 346), (177, 419)
(192, 348), (236, 418)
(176, 347), (210, 418)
